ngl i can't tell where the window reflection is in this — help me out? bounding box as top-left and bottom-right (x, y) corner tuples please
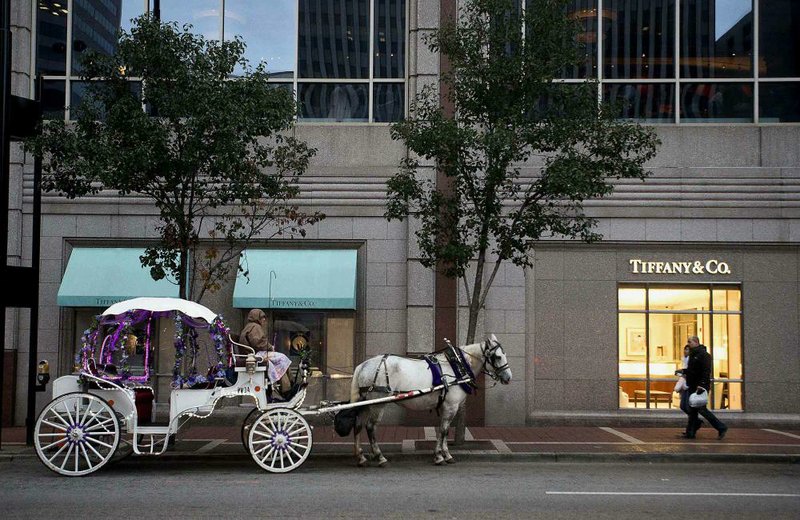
(299, 83), (369, 121)
(71, 0), (144, 75)
(759, 83), (800, 123)
(374, 0), (405, 78)
(224, 0), (296, 78)
(680, 0), (753, 78)
(680, 82), (753, 121)
(298, 0), (370, 79)
(759, 0), (800, 77)
(160, 0), (221, 40)
(41, 80), (66, 119)
(562, 0), (598, 78)
(37, 0), (69, 75)
(604, 83), (675, 122)
(604, 0), (676, 79)
(373, 83), (404, 122)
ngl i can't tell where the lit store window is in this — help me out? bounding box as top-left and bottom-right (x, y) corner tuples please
(618, 285), (743, 410)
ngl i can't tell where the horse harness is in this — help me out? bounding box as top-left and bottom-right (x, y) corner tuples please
(360, 340), (494, 413)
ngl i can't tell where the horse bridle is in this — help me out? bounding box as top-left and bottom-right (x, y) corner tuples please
(461, 340), (509, 382)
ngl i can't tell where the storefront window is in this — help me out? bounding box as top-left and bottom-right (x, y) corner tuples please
(618, 284), (743, 410)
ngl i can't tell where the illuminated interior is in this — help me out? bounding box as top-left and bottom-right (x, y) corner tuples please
(618, 285), (743, 410)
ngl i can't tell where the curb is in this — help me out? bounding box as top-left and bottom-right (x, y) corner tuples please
(4, 451), (798, 465)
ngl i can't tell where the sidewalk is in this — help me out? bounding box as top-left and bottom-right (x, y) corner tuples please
(4, 422), (800, 463)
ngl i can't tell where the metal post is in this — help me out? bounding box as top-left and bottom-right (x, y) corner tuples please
(25, 123), (42, 446)
(0, 0), (11, 451)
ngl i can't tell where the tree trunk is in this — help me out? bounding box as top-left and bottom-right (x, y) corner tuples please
(454, 249), (487, 444)
(179, 248), (189, 301)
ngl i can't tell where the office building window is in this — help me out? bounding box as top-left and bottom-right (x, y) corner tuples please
(35, 0), (407, 123)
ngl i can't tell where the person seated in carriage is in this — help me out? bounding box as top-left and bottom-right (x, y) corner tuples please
(239, 309), (292, 397)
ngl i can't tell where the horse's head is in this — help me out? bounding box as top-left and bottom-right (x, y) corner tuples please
(483, 334), (512, 384)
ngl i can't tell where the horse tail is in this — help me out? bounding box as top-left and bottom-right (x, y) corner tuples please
(333, 363), (364, 438)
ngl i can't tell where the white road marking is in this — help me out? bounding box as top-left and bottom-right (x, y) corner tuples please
(546, 492), (800, 498)
(490, 439), (513, 454)
(507, 441), (800, 447)
(196, 439), (227, 453)
(424, 427), (436, 440)
(598, 427), (645, 444)
(465, 428), (474, 441)
(764, 429), (800, 440)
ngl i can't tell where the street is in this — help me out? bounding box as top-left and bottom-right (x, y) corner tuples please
(4, 457), (799, 519)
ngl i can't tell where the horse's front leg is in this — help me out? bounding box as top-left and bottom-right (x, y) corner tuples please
(439, 403), (459, 464)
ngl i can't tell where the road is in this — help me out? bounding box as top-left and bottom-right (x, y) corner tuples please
(3, 457), (799, 519)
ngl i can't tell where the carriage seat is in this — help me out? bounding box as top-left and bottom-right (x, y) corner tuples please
(134, 387), (155, 424)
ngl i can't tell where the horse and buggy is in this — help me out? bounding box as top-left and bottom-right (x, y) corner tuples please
(33, 297), (512, 476)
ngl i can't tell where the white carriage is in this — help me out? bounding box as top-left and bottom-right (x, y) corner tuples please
(33, 297), (314, 476)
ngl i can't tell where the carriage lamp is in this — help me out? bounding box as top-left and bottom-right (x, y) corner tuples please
(245, 353), (257, 375)
(35, 360), (51, 391)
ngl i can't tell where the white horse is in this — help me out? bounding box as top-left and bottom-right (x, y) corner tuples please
(348, 334), (512, 466)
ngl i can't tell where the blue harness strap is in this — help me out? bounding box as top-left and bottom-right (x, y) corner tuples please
(446, 346), (476, 394)
(423, 355), (443, 387)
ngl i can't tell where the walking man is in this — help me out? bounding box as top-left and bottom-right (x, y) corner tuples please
(681, 335), (728, 439)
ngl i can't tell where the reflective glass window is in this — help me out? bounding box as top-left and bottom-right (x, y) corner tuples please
(373, 83), (404, 122)
(604, 0), (676, 79)
(71, 0), (144, 75)
(298, 83), (369, 121)
(759, 0), (800, 77)
(680, 0), (753, 78)
(680, 82), (753, 122)
(298, 0), (370, 79)
(562, 0), (598, 78)
(37, 0), (69, 75)
(603, 83), (675, 122)
(224, 0), (296, 78)
(160, 0), (221, 40)
(374, 0), (406, 78)
(759, 83), (800, 123)
(41, 80), (66, 119)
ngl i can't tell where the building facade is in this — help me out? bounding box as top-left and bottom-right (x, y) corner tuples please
(4, 0), (799, 427)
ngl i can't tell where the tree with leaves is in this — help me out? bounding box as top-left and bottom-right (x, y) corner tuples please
(386, 0), (659, 345)
(28, 15), (322, 302)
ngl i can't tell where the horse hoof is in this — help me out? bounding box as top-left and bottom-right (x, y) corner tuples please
(377, 457), (388, 467)
(444, 457), (455, 464)
(433, 456), (444, 465)
(357, 457), (368, 467)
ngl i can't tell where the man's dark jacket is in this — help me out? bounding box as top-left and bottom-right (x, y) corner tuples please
(684, 345), (711, 391)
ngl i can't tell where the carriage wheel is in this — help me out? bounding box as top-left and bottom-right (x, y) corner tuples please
(248, 408), (313, 473)
(241, 408), (261, 453)
(34, 392), (120, 476)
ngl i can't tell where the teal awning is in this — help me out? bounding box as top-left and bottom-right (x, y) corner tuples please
(233, 249), (357, 310)
(57, 248), (178, 307)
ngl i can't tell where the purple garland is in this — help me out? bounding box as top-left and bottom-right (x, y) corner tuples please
(171, 313), (229, 388)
